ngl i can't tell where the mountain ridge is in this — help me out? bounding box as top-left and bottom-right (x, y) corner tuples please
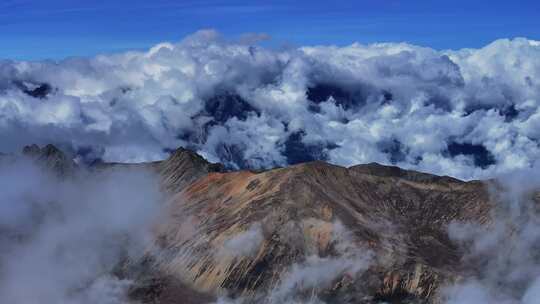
(1, 144), (497, 303)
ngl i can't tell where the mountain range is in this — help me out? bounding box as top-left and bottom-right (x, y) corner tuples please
(2, 144), (528, 304)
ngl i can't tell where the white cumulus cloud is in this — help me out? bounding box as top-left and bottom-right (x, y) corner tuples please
(1, 30), (540, 179)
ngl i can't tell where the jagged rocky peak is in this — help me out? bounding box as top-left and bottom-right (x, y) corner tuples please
(21, 143), (75, 175)
(159, 147), (224, 192)
(23, 143), (60, 157)
(165, 147), (210, 165)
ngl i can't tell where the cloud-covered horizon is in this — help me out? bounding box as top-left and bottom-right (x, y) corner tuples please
(1, 30), (540, 180)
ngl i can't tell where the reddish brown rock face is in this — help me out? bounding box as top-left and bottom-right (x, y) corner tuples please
(146, 152), (493, 303)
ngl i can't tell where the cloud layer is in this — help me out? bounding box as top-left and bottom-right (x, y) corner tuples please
(1, 30), (540, 179)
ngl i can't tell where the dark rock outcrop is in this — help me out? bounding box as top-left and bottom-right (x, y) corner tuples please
(158, 147), (225, 193)
(22, 144), (76, 175)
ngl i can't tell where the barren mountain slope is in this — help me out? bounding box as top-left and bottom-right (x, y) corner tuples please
(153, 158), (493, 303)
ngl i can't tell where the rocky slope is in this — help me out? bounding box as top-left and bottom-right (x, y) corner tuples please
(2, 145), (498, 303)
(150, 158), (493, 303)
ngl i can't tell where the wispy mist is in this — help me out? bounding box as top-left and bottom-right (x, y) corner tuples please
(0, 157), (163, 303)
(214, 220), (373, 304)
(443, 165), (540, 303)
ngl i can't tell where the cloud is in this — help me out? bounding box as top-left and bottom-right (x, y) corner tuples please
(1, 31), (540, 179)
(218, 223), (264, 258)
(442, 164), (540, 303)
(0, 156), (163, 303)
(267, 253), (371, 303)
(214, 220), (373, 304)
(265, 221), (373, 303)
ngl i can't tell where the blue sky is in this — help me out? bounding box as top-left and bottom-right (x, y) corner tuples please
(1, 0), (540, 60)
